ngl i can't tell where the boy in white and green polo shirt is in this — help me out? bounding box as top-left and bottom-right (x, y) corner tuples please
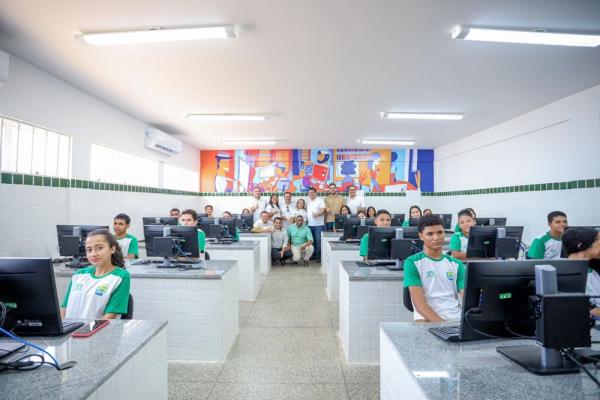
(360, 209), (392, 259)
(404, 215), (466, 322)
(528, 211), (567, 259)
(449, 209), (476, 261)
(62, 266), (130, 319)
(113, 213), (139, 259)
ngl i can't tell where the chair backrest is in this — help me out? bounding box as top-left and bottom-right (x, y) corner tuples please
(122, 294), (134, 320)
(204, 251), (210, 260)
(403, 287), (414, 312)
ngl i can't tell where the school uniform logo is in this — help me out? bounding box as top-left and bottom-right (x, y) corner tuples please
(446, 270), (455, 281)
(73, 283), (84, 291)
(425, 271), (434, 279)
(95, 284), (109, 296)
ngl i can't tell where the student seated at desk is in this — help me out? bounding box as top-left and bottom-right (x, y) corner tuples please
(253, 211), (275, 232)
(562, 228), (600, 317)
(402, 205), (422, 227)
(563, 227), (600, 317)
(113, 213), (139, 259)
(221, 211), (240, 240)
(449, 209), (475, 261)
(404, 215), (466, 322)
(271, 217), (293, 265)
(288, 215), (314, 265)
(360, 209), (392, 260)
(61, 229), (131, 320)
(423, 209), (432, 216)
(454, 207), (475, 232)
(170, 208), (180, 219)
(205, 205), (214, 218)
(366, 206), (377, 219)
(527, 211), (567, 259)
(180, 209), (206, 253)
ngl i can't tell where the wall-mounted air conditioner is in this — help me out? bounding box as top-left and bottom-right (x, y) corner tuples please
(144, 128), (183, 156)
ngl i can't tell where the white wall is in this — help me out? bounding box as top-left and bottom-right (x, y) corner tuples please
(0, 53), (199, 179)
(433, 84), (600, 243)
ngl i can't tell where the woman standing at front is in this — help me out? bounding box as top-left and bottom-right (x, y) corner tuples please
(61, 229), (131, 320)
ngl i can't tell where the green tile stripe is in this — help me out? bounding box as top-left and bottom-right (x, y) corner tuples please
(1, 171), (597, 197)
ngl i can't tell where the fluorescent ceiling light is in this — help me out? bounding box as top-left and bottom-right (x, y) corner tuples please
(78, 25), (238, 46)
(358, 139), (415, 146)
(221, 139), (277, 146)
(187, 114), (267, 121)
(451, 25), (600, 47)
(381, 112), (463, 121)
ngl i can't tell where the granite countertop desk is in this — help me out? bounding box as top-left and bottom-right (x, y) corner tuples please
(0, 320), (167, 400)
(380, 322), (600, 400)
(323, 231), (343, 237)
(206, 240), (259, 250)
(341, 261), (404, 280)
(54, 260), (236, 279)
(239, 232), (270, 237)
(330, 241), (361, 251)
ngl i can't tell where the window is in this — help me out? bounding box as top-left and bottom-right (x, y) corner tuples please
(0, 117), (71, 177)
(90, 143), (159, 187)
(163, 164), (199, 192)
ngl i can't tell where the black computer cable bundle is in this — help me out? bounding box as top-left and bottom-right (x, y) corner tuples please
(464, 308), (535, 340)
(0, 301), (76, 373)
(563, 349), (600, 389)
(172, 240), (205, 270)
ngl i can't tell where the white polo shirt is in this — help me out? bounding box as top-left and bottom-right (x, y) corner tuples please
(346, 195), (366, 214)
(306, 197), (326, 226)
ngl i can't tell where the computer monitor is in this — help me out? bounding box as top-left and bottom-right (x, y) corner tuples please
(200, 217), (216, 225)
(335, 214), (348, 230)
(238, 214), (254, 231)
(367, 227), (399, 260)
(408, 218), (420, 227)
(197, 213), (209, 219)
(475, 217), (507, 226)
(144, 225), (200, 258)
(56, 225), (109, 267)
(219, 217), (238, 241)
(565, 226), (600, 232)
(466, 226), (524, 259)
(0, 258), (84, 336)
(391, 214), (405, 227)
(142, 217), (178, 226)
(397, 226), (420, 240)
(342, 217), (375, 240)
(457, 259), (589, 341)
(433, 214), (452, 229)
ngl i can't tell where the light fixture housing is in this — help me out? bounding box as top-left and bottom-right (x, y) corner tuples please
(451, 25), (600, 47)
(358, 139), (415, 146)
(187, 114), (268, 121)
(78, 25), (238, 46)
(381, 112), (464, 121)
(221, 139), (278, 146)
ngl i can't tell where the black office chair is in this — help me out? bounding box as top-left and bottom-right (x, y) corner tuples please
(403, 287), (414, 312)
(204, 251), (210, 260)
(122, 294), (134, 320)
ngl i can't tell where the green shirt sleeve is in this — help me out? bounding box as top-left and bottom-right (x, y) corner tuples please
(235, 228), (240, 241)
(454, 223), (461, 233)
(306, 227), (314, 242)
(104, 270), (131, 315)
(61, 279), (73, 308)
(402, 219), (409, 227)
(128, 235), (139, 257)
(457, 261), (466, 291)
(528, 238), (544, 259)
(359, 234), (369, 257)
(197, 230), (206, 252)
(403, 257), (422, 287)
(449, 233), (462, 252)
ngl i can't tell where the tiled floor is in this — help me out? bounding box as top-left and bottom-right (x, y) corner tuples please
(168, 263), (380, 399)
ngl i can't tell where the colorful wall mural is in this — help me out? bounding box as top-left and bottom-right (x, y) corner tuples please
(200, 148), (434, 193)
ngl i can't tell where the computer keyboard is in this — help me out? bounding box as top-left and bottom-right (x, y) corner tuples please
(429, 325), (461, 342)
(366, 259), (397, 266)
(63, 321), (85, 335)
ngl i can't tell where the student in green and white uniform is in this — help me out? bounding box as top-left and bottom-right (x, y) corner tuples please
(113, 213), (139, 259)
(454, 207), (476, 232)
(61, 229), (130, 320)
(180, 209), (206, 253)
(402, 205), (422, 227)
(527, 211), (567, 259)
(563, 227), (600, 317)
(449, 209), (476, 261)
(404, 215), (466, 322)
(360, 209), (392, 259)
(222, 211), (241, 240)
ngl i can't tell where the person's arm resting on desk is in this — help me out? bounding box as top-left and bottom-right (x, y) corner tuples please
(404, 257), (444, 322)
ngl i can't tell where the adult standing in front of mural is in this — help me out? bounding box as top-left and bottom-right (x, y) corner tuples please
(324, 182), (344, 232)
(306, 187), (326, 262)
(345, 185), (366, 215)
(281, 191), (296, 226)
(266, 194), (282, 222)
(248, 187), (267, 222)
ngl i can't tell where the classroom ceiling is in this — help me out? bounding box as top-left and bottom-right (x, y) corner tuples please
(0, 0), (599, 150)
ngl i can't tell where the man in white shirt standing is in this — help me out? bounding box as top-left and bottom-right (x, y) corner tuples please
(345, 184), (366, 215)
(306, 187), (326, 262)
(248, 187), (268, 222)
(280, 191), (296, 226)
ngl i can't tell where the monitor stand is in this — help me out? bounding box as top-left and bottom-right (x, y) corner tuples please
(66, 256), (89, 268)
(497, 345), (580, 375)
